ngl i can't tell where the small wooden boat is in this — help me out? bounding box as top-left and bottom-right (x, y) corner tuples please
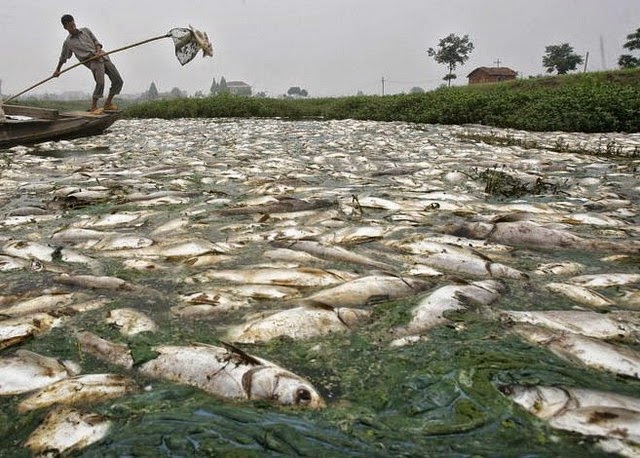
(0, 104), (120, 149)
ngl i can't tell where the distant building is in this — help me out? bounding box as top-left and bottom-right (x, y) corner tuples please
(226, 81), (252, 96)
(467, 67), (518, 84)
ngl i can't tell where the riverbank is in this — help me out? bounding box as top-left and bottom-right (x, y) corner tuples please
(123, 69), (640, 133)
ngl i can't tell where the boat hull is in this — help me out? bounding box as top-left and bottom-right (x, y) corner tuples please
(0, 105), (120, 149)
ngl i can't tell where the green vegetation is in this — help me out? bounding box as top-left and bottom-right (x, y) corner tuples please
(123, 69), (640, 133)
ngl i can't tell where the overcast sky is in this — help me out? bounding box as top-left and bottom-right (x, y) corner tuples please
(1, 0), (638, 98)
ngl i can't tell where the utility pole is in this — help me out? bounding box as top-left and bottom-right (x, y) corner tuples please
(381, 76), (385, 96)
(494, 58), (502, 67)
(599, 36), (606, 70)
(583, 51), (589, 73)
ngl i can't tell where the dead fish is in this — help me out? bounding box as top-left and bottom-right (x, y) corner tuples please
(194, 267), (358, 288)
(149, 217), (190, 236)
(76, 331), (134, 369)
(6, 206), (50, 216)
(23, 407), (111, 455)
(350, 196), (403, 211)
(0, 350), (80, 395)
(447, 220), (640, 253)
(218, 196), (333, 216)
(418, 251), (528, 280)
(619, 291), (640, 308)
(0, 255), (29, 271)
(226, 303), (371, 343)
(388, 237), (527, 280)
(272, 240), (396, 271)
(51, 227), (116, 244)
(139, 343), (325, 408)
(122, 259), (171, 271)
(173, 291), (252, 317)
(568, 273), (640, 289)
(512, 324), (640, 378)
(18, 373), (138, 412)
(500, 384), (640, 446)
(532, 261), (584, 276)
(545, 282), (615, 307)
(132, 239), (235, 259)
(319, 226), (387, 245)
(0, 293), (76, 317)
(391, 279), (504, 341)
(2, 240), (96, 264)
(106, 308), (158, 336)
(501, 310), (640, 342)
(263, 247), (326, 265)
(300, 274), (432, 308)
(92, 234), (155, 251)
(180, 253), (233, 267)
(0, 313), (63, 349)
(73, 211), (153, 229)
(189, 25), (214, 57)
(55, 274), (136, 291)
(426, 233), (514, 253)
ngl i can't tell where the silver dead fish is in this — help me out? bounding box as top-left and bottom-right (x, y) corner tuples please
(500, 384), (640, 449)
(391, 279), (504, 342)
(23, 407), (111, 455)
(226, 303), (371, 343)
(0, 350), (80, 396)
(139, 343), (325, 408)
(512, 324), (640, 378)
(18, 373), (138, 412)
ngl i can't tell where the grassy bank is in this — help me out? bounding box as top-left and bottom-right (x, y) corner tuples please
(123, 69), (640, 133)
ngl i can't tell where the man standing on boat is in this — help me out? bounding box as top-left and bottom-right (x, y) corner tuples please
(53, 14), (123, 114)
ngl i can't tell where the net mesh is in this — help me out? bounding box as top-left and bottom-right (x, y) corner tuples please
(170, 28), (200, 66)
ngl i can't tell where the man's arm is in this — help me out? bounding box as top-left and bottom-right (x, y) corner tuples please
(85, 28), (105, 56)
(53, 43), (72, 77)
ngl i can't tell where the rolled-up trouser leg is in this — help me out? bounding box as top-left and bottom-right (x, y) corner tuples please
(90, 60), (106, 100)
(105, 60), (124, 98)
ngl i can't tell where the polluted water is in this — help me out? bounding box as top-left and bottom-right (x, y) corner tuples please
(0, 117), (639, 456)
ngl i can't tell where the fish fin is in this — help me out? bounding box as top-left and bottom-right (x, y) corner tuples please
(219, 341), (264, 366)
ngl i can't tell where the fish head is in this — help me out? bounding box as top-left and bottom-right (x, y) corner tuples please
(499, 384), (570, 419)
(245, 367), (326, 408)
(337, 307), (372, 327)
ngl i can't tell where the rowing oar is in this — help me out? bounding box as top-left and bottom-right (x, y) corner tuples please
(3, 26), (213, 104)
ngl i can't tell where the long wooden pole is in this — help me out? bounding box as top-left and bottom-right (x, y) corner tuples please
(4, 33), (171, 104)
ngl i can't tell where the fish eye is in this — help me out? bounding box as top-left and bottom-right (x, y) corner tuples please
(295, 388), (312, 404)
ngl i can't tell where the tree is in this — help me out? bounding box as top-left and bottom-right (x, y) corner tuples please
(286, 86), (308, 97)
(542, 43), (584, 74)
(410, 86), (425, 94)
(219, 77), (228, 94)
(169, 87), (185, 98)
(210, 77), (218, 95)
(147, 81), (159, 100)
(618, 27), (640, 69)
(427, 34), (474, 87)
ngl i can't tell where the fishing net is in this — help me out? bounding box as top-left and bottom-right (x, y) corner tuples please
(169, 27), (213, 66)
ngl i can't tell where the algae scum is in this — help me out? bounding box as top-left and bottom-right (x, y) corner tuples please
(1, 118), (639, 456)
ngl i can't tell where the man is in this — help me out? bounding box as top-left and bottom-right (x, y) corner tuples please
(53, 14), (123, 113)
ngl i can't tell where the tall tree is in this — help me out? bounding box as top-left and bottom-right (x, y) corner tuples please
(210, 77), (218, 95)
(427, 34), (474, 87)
(542, 43), (584, 74)
(219, 77), (228, 94)
(618, 27), (640, 69)
(147, 81), (159, 100)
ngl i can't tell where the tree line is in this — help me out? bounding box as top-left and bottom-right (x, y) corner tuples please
(427, 26), (640, 86)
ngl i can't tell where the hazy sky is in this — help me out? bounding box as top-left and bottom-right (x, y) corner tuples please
(1, 0), (638, 98)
